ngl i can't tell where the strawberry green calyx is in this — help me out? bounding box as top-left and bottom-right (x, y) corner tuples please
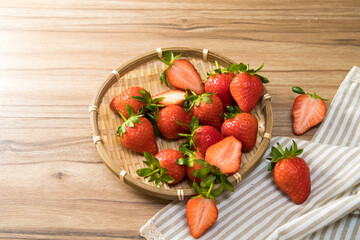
(131, 89), (164, 136)
(191, 159), (234, 201)
(183, 90), (215, 111)
(267, 140), (304, 171)
(292, 86), (328, 101)
(158, 51), (182, 87)
(177, 116), (201, 150)
(136, 152), (174, 187)
(177, 142), (201, 167)
(207, 61), (229, 78)
(223, 106), (243, 119)
(116, 104), (143, 137)
(227, 62), (269, 83)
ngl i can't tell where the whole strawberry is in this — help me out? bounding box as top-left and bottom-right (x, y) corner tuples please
(184, 91), (224, 131)
(292, 87), (327, 135)
(110, 86), (148, 118)
(221, 106), (258, 152)
(179, 116), (224, 155)
(205, 61), (236, 111)
(268, 141), (311, 204)
(155, 149), (186, 184)
(156, 105), (191, 139)
(117, 105), (158, 155)
(158, 51), (204, 94)
(228, 63), (269, 112)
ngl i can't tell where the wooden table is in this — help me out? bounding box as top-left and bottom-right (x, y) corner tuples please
(1, 0), (359, 239)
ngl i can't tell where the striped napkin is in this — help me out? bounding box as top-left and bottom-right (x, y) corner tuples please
(140, 66), (360, 240)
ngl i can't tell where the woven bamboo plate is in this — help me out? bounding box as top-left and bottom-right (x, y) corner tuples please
(89, 47), (273, 200)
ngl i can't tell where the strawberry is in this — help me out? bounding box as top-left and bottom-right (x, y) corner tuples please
(110, 86), (148, 118)
(221, 106), (258, 152)
(187, 156), (205, 183)
(156, 105), (191, 139)
(158, 51), (204, 94)
(184, 91), (224, 131)
(186, 196), (218, 238)
(177, 144), (205, 183)
(292, 87), (328, 135)
(117, 105), (158, 155)
(155, 149), (186, 184)
(136, 152), (175, 187)
(267, 140), (311, 204)
(205, 136), (242, 176)
(205, 61), (236, 111)
(179, 116), (223, 155)
(152, 90), (185, 106)
(228, 63), (269, 112)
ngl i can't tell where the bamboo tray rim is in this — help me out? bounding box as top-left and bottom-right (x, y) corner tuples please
(89, 47), (273, 200)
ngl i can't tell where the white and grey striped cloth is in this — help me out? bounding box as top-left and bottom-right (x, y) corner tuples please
(140, 66), (360, 240)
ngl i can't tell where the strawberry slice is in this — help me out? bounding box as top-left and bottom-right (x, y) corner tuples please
(158, 51), (204, 94)
(186, 196), (218, 238)
(292, 87), (327, 135)
(205, 136), (242, 175)
(152, 90), (185, 106)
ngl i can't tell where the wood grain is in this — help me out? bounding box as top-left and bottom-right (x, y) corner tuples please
(0, 0), (359, 239)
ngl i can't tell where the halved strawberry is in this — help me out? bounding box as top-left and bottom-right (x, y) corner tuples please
(205, 136), (242, 176)
(152, 90), (185, 106)
(292, 87), (327, 135)
(186, 196), (218, 238)
(158, 51), (204, 94)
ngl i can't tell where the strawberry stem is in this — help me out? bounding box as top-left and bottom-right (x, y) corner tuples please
(118, 110), (128, 122)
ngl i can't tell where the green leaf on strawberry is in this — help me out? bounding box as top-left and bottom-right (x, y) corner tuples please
(206, 61), (229, 78)
(292, 86), (328, 101)
(136, 152), (174, 187)
(116, 104), (144, 137)
(227, 62), (269, 83)
(267, 140), (304, 171)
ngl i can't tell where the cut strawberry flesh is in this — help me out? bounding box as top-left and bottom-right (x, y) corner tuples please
(205, 136), (242, 175)
(153, 90), (185, 106)
(166, 59), (204, 94)
(292, 95), (326, 135)
(186, 196), (218, 238)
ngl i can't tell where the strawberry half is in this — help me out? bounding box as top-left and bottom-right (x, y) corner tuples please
(186, 196), (218, 238)
(158, 51), (204, 94)
(156, 105), (191, 139)
(205, 61), (236, 111)
(205, 136), (242, 176)
(267, 141), (311, 204)
(184, 91), (224, 131)
(117, 105), (158, 155)
(292, 86), (327, 135)
(221, 106), (258, 152)
(228, 63), (269, 112)
(152, 90), (186, 106)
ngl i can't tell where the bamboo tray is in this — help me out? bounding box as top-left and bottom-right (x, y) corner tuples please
(89, 47), (273, 200)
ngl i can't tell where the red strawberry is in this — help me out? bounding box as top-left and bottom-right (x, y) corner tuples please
(268, 141), (311, 204)
(110, 86), (148, 118)
(158, 51), (204, 94)
(152, 90), (186, 106)
(221, 106), (258, 152)
(205, 61), (236, 111)
(292, 87), (327, 135)
(156, 105), (192, 139)
(185, 91), (224, 131)
(155, 149), (186, 184)
(229, 63), (269, 112)
(186, 196), (218, 238)
(186, 151), (205, 183)
(205, 136), (242, 176)
(179, 116), (224, 155)
(117, 105), (158, 155)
